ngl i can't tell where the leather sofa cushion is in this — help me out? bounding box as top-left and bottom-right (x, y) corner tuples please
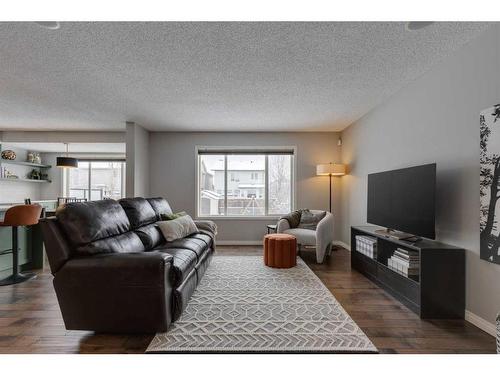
(189, 233), (213, 248)
(195, 249), (213, 284)
(76, 231), (146, 256)
(135, 223), (165, 250)
(156, 247), (197, 287)
(119, 197), (157, 229)
(147, 197), (173, 220)
(172, 268), (198, 321)
(56, 200), (131, 246)
(160, 234), (212, 261)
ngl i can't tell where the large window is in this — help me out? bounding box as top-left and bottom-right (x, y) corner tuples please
(197, 148), (294, 217)
(66, 160), (126, 200)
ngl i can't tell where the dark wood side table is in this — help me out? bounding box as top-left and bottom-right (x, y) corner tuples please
(266, 224), (277, 234)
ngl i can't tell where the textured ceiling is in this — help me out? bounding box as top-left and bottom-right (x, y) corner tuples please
(0, 22), (491, 132)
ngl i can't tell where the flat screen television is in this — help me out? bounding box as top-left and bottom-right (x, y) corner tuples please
(367, 163), (436, 239)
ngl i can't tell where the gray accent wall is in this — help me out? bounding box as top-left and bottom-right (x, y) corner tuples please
(339, 25), (500, 327)
(149, 132), (342, 242)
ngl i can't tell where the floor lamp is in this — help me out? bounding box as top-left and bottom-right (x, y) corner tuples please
(316, 163), (347, 212)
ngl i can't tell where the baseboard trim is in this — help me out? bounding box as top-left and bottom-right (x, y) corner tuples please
(217, 240), (262, 246)
(217, 240), (352, 249)
(333, 240), (351, 251)
(465, 310), (496, 337)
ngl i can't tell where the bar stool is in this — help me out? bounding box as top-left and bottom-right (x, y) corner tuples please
(0, 204), (43, 285)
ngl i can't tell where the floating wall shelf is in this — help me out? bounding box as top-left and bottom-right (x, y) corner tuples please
(0, 177), (52, 183)
(0, 159), (52, 168)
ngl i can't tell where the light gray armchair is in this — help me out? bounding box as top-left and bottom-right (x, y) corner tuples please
(277, 210), (334, 263)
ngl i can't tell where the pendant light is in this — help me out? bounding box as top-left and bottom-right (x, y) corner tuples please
(57, 143), (78, 168)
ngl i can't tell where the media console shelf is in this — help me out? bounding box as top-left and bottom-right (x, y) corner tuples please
(351, 226), (465, 319)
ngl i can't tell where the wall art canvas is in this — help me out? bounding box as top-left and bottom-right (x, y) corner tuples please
(480, 103), (500, 264)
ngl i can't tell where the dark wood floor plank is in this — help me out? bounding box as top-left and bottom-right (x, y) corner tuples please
(0, 245), (495, 354)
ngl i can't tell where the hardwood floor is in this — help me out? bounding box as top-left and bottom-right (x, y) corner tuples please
(0, 245), (495, 354)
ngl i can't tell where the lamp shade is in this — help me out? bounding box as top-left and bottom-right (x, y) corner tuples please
(316, 163), (346, 176)
(56, 156), (78, 168)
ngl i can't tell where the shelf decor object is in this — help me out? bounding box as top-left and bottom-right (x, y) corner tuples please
(1, 149), (16, 160)
(316, 162), (346, 213)
(0, 144), (52, 182)
(480, 103), (500, 265)
(56, 143), (78, 168)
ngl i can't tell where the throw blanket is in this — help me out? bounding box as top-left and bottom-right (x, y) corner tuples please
(280, 210), (302, 228)
(280, 209), (327, 230)
(194, 220), (218, 250)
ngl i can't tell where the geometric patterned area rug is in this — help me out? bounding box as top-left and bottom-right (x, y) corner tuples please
(146, 256), (378, 353)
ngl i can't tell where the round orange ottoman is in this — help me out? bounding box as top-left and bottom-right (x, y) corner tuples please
(263, 233), (297, 268)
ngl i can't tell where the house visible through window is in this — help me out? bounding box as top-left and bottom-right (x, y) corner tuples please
(197, 148), (294, 217)
(66, 160), (126, 201)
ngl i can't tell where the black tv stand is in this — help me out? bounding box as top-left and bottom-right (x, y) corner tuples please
(351, 226), (465, 319)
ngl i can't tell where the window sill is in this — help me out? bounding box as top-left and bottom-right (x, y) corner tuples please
(196, 216), (281, 221)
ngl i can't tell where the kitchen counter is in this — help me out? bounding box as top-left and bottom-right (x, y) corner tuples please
(0, 199), (58, 211)
(0, 200), (55, 277)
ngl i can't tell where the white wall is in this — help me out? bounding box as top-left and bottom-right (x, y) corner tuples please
(339, 25), (500, 330)
(149, 132), (342, 242)
(126, 122), (150, 197)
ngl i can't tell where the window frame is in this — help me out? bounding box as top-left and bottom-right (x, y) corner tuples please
(64, 158), (126, 200)
(195, 146), (297, 220)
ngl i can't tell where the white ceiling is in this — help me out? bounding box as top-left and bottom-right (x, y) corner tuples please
(0, 22), (490, 132)
(5, 142), (125, 153)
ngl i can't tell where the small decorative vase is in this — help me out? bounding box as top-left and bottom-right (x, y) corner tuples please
(27, 152), (35, 163)
(34, 153), (41, 164)
(1, 150), (16, 160)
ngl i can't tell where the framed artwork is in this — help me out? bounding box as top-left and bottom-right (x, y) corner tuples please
(480, 103), (500, 264)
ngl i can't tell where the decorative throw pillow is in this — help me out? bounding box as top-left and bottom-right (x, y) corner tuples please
(160, 211), (187, 221)
(298, 209), (326, 230)
(157, 214), (199, 242)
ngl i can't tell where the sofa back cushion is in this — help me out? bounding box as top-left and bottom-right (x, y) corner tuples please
(76, 231), (145, 256)
(118, 197), (157, 229)
(135, 223), (165, 250)
(147, 197), (173, 220)
(56, 199), (131, 246)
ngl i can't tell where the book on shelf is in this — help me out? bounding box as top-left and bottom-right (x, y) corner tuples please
(355, 235), (377, 246)
(393, 252), (419, 263)
(390, 256), (419, 268)
(395, 248), (419, 258)
(387, 258), (419, 276)
(355, 236), (377, 259)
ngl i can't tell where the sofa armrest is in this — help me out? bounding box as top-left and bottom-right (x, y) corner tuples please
(276, 218), (290, 233)
(56, 252), (174, 287)
(315, 212), (334, 262)
(194, 220), (217, 236)
(53, 251), (175, 333)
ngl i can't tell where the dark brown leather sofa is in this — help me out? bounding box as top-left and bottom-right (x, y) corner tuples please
(39, 197), (215, 333)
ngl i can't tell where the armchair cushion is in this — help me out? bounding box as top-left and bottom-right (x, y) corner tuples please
(283, 228), (316, 246)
